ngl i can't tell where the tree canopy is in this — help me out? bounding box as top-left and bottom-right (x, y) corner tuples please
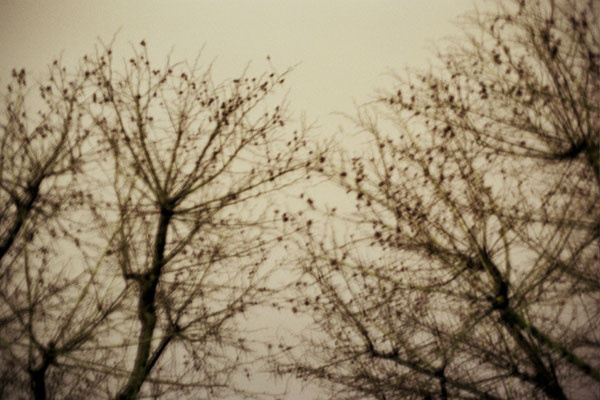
(1, 0), (598, 399)
(0, 41), (318, 399)
(279, 0), (600, 399)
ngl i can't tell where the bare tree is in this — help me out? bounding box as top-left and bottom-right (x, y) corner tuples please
(82, 41), (317, 400)
(0, 61), (90, 273)
(280, 1), (600, 399)
(0, 60), (119, 399)
(1, 41), (319, 399)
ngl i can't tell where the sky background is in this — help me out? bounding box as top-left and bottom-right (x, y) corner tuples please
(0, 1), (477, 398)
(0, 0), (476, 132)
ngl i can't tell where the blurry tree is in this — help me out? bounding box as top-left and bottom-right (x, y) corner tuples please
(0, 40), (318, 400)
(83, 41), (316, 400)
(0, 62), (88, 272)
(0, 60), (119, 399)
(280, 0), (600, 399)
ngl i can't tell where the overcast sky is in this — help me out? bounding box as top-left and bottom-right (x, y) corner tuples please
(0, 0), (476, 128)
(0, 1), (477, 398)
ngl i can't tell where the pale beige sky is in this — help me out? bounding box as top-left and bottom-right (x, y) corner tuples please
(0, 0), (475, 127)
(0, 1), (477, 398)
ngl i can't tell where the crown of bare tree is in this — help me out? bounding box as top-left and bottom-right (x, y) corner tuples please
(0, 40), (320, 400)
(277, 1), (599, 399)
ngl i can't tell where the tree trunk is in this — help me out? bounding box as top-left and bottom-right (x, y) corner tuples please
(30, 367), (47, 400)
(29, 353), (52, 400)
(117, 207), (172, 400)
